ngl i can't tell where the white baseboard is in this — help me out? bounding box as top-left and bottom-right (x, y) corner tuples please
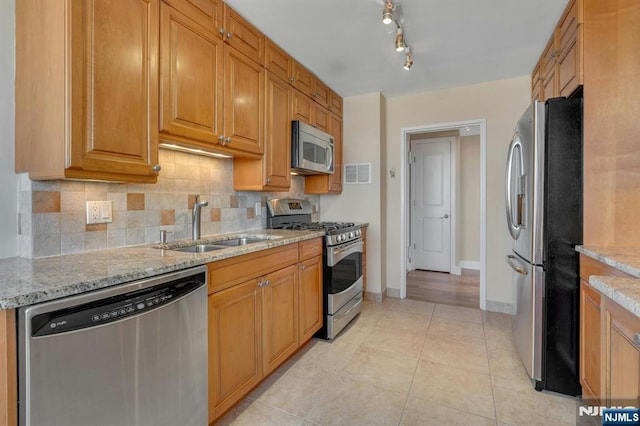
(459, 260), (481, 270)
(485, 300), (515, 314)
(386, 288), (401, 298)
(450, 265), (462, 275)
(364, 290), (384, 303)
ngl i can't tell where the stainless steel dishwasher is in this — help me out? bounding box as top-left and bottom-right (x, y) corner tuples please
(18, 266), (208, 426)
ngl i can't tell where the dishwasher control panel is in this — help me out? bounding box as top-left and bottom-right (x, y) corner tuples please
(30, 272), (206, 337)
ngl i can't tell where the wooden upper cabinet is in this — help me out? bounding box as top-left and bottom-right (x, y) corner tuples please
(292, 89), (315, 124)
(222, 4), (264, 64)
(16, 0), (160, 183)
(305, 112), (342, 194)
(532, 0), (583, 101)
(224, 45), (265, 155)
(531, 61), (543, 102)
(265, 38), (294, 84)
(557, 0), (583, 97)
(233, 71), (291, 191)
(159, 3), (224, 145)
(162, 0), (222, 34)
(329, 91), (343, 115)
(312, 79), (330, 109)
(313, 104), (330, 133)
(292, 61), (314, 98)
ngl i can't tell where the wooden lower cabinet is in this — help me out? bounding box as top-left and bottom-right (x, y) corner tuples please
(604, 297), (640, 406)
(208, 239), (323, 423)
(208, 279), (263, 423)
(580, 279), (602, 403)
(262, 265), (299, 375)
(579, 254), (640, 407)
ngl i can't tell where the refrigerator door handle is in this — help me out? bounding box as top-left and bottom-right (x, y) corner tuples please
(506, 255), (528, 275)
(505, 133), (525, 240)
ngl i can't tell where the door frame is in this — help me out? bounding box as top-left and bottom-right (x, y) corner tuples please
(400, 119), (487, 310)
(409, 136), (457, 274)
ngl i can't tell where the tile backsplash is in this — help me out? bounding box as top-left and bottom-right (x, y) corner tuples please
(18, 149), (319, 258)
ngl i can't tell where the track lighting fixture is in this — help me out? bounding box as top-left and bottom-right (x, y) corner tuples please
(403, 49), (413, 70)
(382, 0), (394, 25)
(395, 27), (405, 52)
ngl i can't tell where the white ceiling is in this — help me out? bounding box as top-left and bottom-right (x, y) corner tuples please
(224, 0), (569, 98)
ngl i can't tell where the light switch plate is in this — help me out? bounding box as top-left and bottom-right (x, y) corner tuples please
(255, 202), (262, 216)
(86, 200), (113, 224)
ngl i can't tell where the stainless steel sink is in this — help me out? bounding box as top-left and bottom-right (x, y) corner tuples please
(213, 237), (269, 247)
(172, 244), (224, 253)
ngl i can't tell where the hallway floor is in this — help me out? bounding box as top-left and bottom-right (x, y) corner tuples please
(217, 298), (587, 425)
(406, 269), (480, 308)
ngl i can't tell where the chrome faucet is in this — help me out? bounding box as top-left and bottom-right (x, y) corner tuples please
(192, 194), (208, 241)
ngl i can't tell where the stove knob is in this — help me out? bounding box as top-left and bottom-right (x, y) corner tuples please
(355, 230), (361, 237)
(349, 232), (354, 238)
(336, 235), (342, 242)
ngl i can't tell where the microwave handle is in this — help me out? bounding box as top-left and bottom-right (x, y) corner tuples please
(327, 143), (334, 171)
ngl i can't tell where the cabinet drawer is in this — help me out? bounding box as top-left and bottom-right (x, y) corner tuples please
(208, 244), (298, 294)
(299, 238), (323, 261)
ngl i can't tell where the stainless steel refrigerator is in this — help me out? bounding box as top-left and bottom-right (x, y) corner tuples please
(505, 97), (582, 396)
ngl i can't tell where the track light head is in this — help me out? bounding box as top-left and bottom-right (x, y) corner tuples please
(403, 49), (413, 70)
(395, 27), (405, 52)
(382, 1), (394, 24)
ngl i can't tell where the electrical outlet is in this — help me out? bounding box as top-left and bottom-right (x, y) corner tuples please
(86, 200), (113, 225)
(254, 202), (262, 216)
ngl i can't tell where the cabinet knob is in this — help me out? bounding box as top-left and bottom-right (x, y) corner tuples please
(290, 77), (295, 84)
(265, 280), (270, 286)
(225, 136), (232, 144)
(152, 164), (161, 172)
(227, 32), (233, 40)
(550, 49), (558, 59)
(301, 265), (306, 270)
(634, 333), (640, 348)
(266, 178), (271, 184)
(218, 135), (225, 143)
(218, 28), (225, 36)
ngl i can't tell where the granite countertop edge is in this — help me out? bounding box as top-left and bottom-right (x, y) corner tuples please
(0, 229), (325, 310)
(575, 245), (640, 278)
(588, 276), (640, 319)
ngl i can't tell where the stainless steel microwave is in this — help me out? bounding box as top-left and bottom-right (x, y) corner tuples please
(291, 120), (334, 175)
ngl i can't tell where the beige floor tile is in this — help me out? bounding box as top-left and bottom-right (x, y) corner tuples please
(343, 345), (419, 394)
(400, 397), (497, 425)
(218, 400), (305, 426)
(360, 300), (388, 320)
(493, 382), (578, 426)
(385, 297), (436, 317)
(427, 316), (486, 344)
(410, 359), (495, 419)
(482, 311), (513, 329)
(253, 363), (340, 418)
(434, 303), (483, 324)
(362, 327), (427, 358)
(421, 335), (490, 374)
(305, 376), (407, 426)
(484, 325), (516, 352)
(293, 338), (360, 373)
(376, 309), (432, 334)
(488, 346), (529, 382)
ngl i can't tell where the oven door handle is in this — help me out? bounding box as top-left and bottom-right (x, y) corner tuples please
(329, 240), (363, 266)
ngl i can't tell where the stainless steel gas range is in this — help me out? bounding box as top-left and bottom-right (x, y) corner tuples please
(267, 198), (363, 340)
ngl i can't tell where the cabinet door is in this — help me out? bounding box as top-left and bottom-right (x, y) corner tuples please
(312, 78), (330, 109)
(162, 0), (222, 33)
(292, 89), (314, 124)
(222, 4), (264, 64)
(557, 0), (582, 97)
(299, 256), (323, 343)
(265, 38), (293, 84)
(580, 280), (602, 404)
(541, 38), (557, 100)
(208, 279), (262, 422)
(68, 0), (159, 180)
(329, 90), (343, 116)
(292, 61), (314, 98)
(531, 62), (543, 102)
(159, 3), (223, 145)
(264, 72), (292, 189)
(224, 45), (264, 155)
(314, 104), (330, 133)
(605, 298), (640, 406)
(262, 265), (299, 375)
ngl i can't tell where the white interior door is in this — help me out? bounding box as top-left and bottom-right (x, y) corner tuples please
(411, 138), (451, 272)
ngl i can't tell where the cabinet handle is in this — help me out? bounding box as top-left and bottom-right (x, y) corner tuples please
(227, 32), (233, 40)
(225, 136), (232, 145)
(219, 27), (225, 36)
(634, 333), (640, 348)
(301, 265), (306, 270)
(152, 164), (161, 172)
(290, 77), (295, 84)
(218, 135), (225, 143)
(266, 178), (271, 184)
(550, 49), (558, 59)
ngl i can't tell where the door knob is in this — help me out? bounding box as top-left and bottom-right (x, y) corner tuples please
(442, 214), (449, 219)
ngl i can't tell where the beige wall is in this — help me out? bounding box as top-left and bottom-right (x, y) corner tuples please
(320, 93), (385, 297)
(385, 76), (531, 311)
(460, 135), (480, 263)
(0, 0), (17, 258)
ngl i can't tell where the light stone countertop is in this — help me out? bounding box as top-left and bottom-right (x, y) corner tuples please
(576, 245), (640, 318)
(588, 276), (640, 319)
(0, 229), (325, 310)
